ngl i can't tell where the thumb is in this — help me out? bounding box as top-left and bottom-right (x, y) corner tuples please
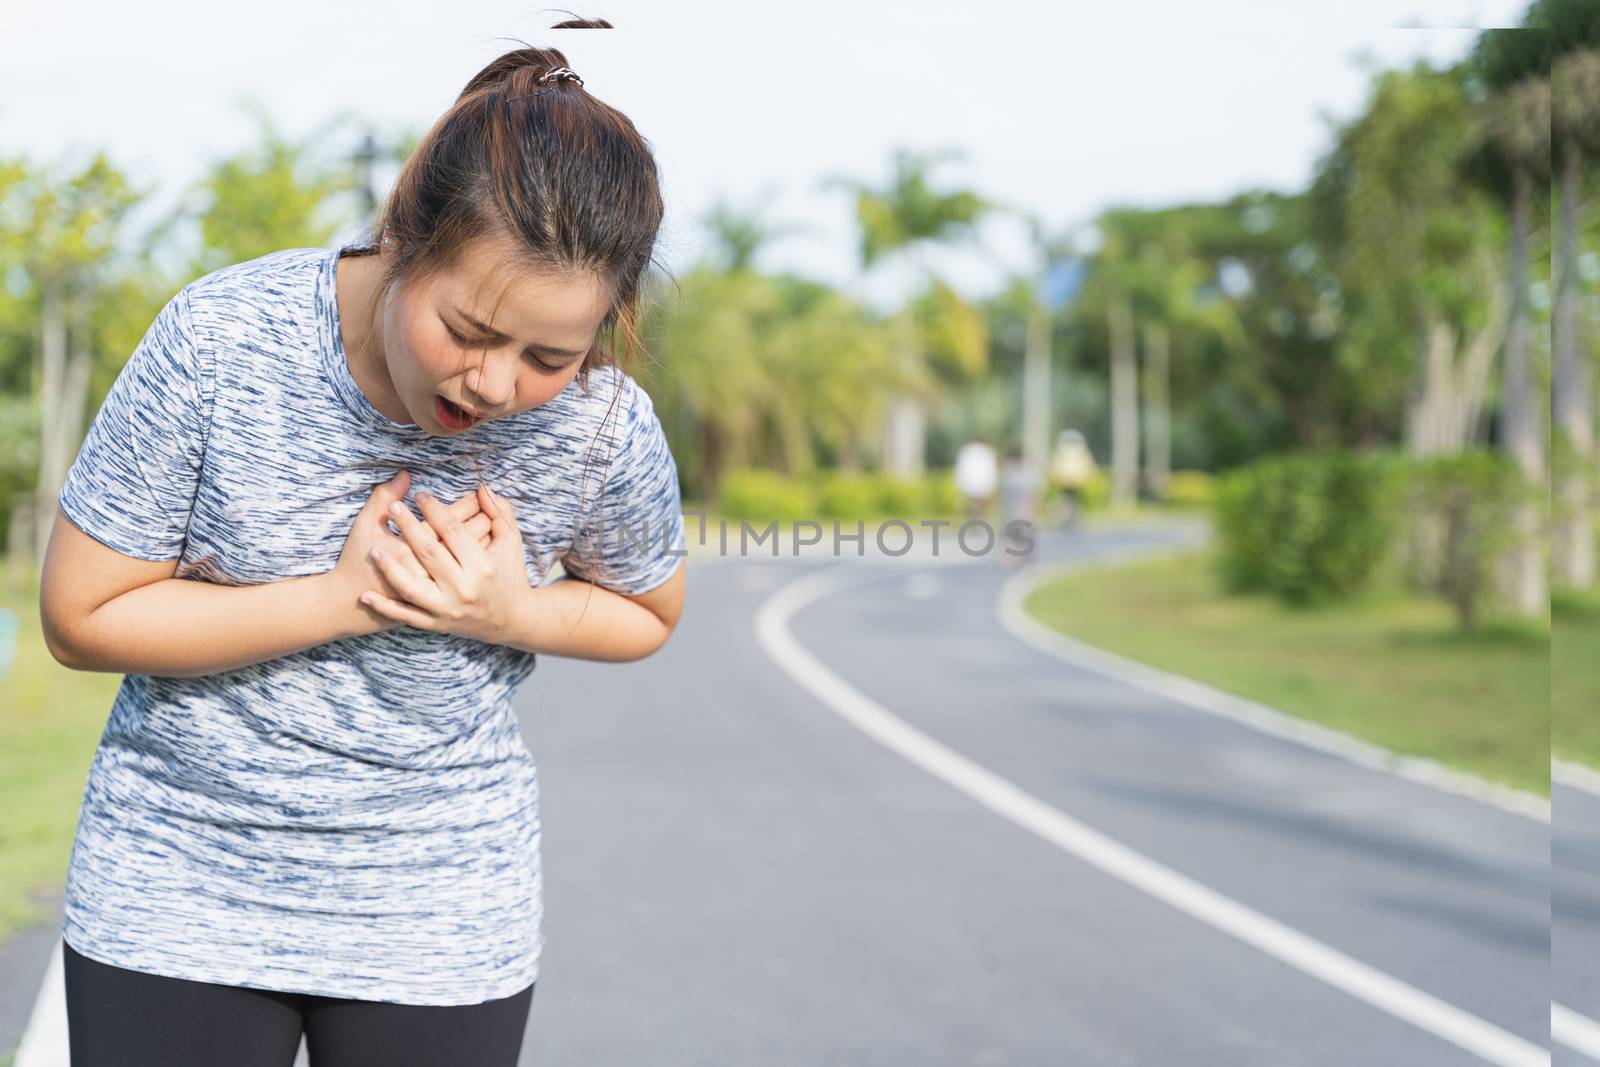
(367, 469), (408, 514)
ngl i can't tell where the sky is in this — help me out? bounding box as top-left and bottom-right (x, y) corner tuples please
(1, 0), (1529, 313)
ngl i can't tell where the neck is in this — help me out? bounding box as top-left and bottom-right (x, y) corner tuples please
(336, 251), (408, 423)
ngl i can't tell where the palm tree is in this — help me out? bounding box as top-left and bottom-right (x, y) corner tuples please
(1468, 23), (1553, 617)
(1552, 46), (1600, 587)
(701, 186), (813, 274)
(822, 148), (990, 477)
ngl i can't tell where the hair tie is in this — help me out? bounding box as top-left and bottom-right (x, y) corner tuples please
(539, 67), (583, 87)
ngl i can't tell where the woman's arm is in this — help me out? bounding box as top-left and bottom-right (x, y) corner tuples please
(42, 505), (373, 678)
(43, 474), (491, 679)
(501, 560), (685, 663)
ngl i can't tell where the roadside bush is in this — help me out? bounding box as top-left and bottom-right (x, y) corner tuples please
(872, 474), (925, 517)
(0, 396), (40, 552)
(1213, 449), (1398, 606)
(816, 471), (879, 519)
(718, 467), (972, 525)
(923, 469), (963, 515)
(1163, 470), (1214, 509)
(1082, 467), (1110, 509)
(718, 469), (816, 523)
(1401, 449), (1536, 630)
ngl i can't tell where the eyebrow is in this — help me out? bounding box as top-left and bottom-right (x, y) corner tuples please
(452, 307), (589, 359)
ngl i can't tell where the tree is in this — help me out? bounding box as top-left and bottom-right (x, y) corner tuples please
(701, 186), (811, 275)
(823, 148), (991, 477)
(1467, 22), (1554, 618)
(1, 153), (152, 577)
(1547, 0), (1600, 587)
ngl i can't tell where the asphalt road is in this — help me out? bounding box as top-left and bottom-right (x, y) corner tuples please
(1556, 778), (1600, 1066)
(8, 516), (1553, 1066)
(509, 518), (1548, 1066)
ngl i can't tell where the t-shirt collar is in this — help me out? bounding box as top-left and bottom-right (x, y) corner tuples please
(317, 246), (431, 437)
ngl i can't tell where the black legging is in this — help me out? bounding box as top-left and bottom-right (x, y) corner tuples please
(62, 939), (534, 1066)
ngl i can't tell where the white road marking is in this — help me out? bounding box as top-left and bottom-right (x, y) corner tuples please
(1554, 760), (1600, 799)
(14, 939), (66, 1067)
(996, 557), (1551, 824)
(755, 559), (1549, 1067)
(1553, 1003), (1600, 1062)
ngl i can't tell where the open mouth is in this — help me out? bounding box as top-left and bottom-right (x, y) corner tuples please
(434, 395), (480, 430)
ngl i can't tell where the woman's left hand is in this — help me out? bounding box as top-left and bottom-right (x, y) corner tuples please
(360, 484), (530, 644)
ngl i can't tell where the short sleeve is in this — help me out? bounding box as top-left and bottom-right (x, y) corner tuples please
(57, 287), (212, 562)
(561, 378), (685, 595)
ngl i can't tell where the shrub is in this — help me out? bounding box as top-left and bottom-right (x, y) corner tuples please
(718, 469), (816, 523)
(816, 471), (879, 519)
(872, 474), (926, 517)
(1213, 449), (1398, 606)
(1401, 449), (1536, 630)
(1163, 470), (1214, 509)
(922, 469), (963, 515)
(1081, 467), (1110, 510)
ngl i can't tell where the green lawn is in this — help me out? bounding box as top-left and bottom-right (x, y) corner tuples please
(1023, 547), (1550, 797)
(1554, 585), (1600, 768)
(0, 561), (119, 941)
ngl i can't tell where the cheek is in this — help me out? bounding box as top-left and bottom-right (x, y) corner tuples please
(396, 318), (454, 383)
(537, 365), (585, 401)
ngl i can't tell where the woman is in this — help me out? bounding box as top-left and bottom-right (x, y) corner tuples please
(38, 38), (685, 1066)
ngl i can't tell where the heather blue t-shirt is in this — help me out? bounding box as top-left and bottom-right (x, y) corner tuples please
(56, 245), (685, 1005)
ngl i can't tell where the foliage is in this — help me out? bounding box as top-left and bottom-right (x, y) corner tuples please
(717, 468), (964, 523)
(1163, 470), (1215, 509)
(1402, 449), (1544, 629)
(716, 469), (817, 523)
(1213, 449), (1399, 606)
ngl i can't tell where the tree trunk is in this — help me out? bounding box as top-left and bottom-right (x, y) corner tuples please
(1140, 319), (1170, 501)
(1021, 300), (1051, 485)
(1496, 167), (1547, 618)
(1553, 142), (1595, 588)
(1107, 288), (1139, 509)
(30, 280), (91, 574)
(881, 306), (925, 478)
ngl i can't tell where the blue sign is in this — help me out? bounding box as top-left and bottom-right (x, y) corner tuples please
(0, 608), (15, 682)
(1038, 257), (1087, 311)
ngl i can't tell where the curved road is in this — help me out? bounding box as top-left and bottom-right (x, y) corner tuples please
(517, 518), (1548, 1066)
(11, 517), (1552, 1066)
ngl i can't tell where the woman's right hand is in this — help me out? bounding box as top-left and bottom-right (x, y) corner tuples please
(330, 469), (495, 632)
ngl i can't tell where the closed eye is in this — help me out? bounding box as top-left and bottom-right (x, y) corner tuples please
(442, 318), (566, 372)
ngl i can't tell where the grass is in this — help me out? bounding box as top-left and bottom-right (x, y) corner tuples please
(1022, 547), (1550, 797)
(0, 559), (120, 942)
(1554, 584), (1600, 768)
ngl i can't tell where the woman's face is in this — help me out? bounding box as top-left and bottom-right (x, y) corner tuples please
(380, 238), (611, 434)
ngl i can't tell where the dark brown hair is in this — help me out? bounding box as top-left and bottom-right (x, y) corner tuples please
(344, 24), (670, 593)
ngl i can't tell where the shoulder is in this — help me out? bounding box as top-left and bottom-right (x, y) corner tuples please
(538, 362), (655, 440)
(180, 247), (327, 333)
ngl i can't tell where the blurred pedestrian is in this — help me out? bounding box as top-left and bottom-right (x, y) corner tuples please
(1047, 429), (1096, 530)
(998, 445), (1040, 568)
(953, 436), (998, 521)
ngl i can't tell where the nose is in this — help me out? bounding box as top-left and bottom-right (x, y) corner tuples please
(463, 350), (517, 411)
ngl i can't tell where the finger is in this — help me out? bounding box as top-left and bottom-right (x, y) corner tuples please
(446, 491), (484, 523)
(414, 491), (483, 571)
(358, 589), (438, 631)
(368, 469), (409, 511)
(378, 532), (430, 582)
(387, 497), (462, 583)
(370, 543), (440, 612)
(464, 513), (491, 547)
(481, 485), (520, 541)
